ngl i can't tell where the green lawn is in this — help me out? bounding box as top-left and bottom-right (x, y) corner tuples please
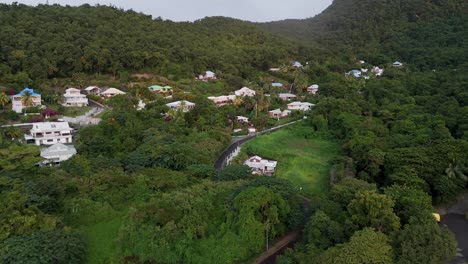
(242, 124), (339, 196)
(83, 215), (124, 264)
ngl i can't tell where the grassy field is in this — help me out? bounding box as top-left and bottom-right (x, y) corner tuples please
(83, 215), (124, 264)
(242, 124), (339, 196)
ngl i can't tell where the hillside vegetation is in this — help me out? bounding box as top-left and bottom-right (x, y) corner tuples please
(0, 3), (315, 83)
(261, 0), (468, 69)
(0, 1), (467, 264)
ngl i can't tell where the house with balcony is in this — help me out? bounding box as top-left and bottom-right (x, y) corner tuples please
(207, 95), (236, 107)
(244, 155), (277, 176)
(11, 88), (42, 113)
(63, 88), (88, 107)
(84, 86), (101, 95)
(287, 102), (315, 111)
(40, 143), (77, 166)
(25, 122), (73, 146)
(269, 109), (291, 119)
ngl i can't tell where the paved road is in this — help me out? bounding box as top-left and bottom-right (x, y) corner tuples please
(440, 192), (468, 264)
(443, 214), (468, 264)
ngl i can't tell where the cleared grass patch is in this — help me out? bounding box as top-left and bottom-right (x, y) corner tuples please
(83, 215), (124, 264)
(242, 124), (339, 196)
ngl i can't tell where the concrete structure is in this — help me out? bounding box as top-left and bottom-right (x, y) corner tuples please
(26, 122), (73, 146)
(11, 88), (42, 113)
(63, 88), (88, 107)
(244, 155), (277, 176)
(40, 143), (76, 166)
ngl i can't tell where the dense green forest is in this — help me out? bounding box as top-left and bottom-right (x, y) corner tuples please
(0, 3), (317, 84)
(1, 0), (467, 263)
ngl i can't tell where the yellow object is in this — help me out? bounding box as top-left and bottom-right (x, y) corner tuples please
(432, 213), (441, 222)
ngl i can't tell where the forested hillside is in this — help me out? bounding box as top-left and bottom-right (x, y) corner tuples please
(0, 1), (467, 264)
(0, 3), (313, 82)
(261, 0), (468, 69)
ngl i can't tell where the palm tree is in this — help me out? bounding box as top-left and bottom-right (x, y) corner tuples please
(0, 92), (9, 110)
(233, 97), (243, 107)
(445, 159), (468, 182)
(21, 90), (34, 114)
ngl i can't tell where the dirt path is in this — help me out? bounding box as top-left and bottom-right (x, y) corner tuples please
(253, 230), (301, 264)
(254, 196), (311, 264)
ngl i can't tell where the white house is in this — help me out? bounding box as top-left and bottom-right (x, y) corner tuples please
(197, 71), (217, 80)
(244, 155), (278, 176)
(347, 70), (362, 78)
(393, 61), (403, 67)
(371, 66), (384, 76)
(287, 102), (315, 111)
(307, 84), (319, 94)
(11, 88), (42, 113)
(166, 100), (195, 112)
(237, 116), (249, 123)
(207, 95), (236, 107)
(279, 93), (297, 101)
(291, 61), (303, 68)
(248, 127), (257, 135)
(84, 86), (101, 95)
(269, 109), (291, 119)
(101, 88), (126, 98)
(235, 87), (256, 97)
(26, 122), (73, 146)
(63, 88), (88, 107)
(269, 68), (281, 72)
(40, 143), (77, 166)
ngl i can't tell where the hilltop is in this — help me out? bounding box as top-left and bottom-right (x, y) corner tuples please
(260, 0), (468, 69)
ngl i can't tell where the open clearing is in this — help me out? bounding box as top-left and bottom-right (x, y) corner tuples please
(242, 124), (340, 196)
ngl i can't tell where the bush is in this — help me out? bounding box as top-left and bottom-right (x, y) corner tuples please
(0, 230), (86, 264)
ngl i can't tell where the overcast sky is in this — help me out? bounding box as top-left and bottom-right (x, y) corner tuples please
(0, 0), (333, 22)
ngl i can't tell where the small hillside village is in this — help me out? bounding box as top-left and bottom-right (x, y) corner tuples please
(1, 59), (400, 174)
